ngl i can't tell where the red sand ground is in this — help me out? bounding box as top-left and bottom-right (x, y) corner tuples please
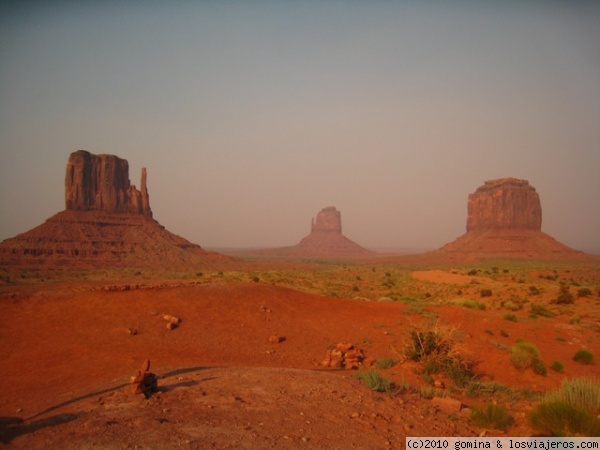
(0, 267), (599, 448)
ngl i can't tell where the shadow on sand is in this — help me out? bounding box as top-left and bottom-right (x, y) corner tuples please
(1, 366), (215, 443)
(0, 414), (78, 444)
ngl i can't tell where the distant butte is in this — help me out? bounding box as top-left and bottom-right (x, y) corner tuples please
(0, 150), (230, 269)
(439, 177), (583, 259)
(238, 206), (375, 259)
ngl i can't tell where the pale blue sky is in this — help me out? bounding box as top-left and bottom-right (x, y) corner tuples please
(1, 1), (599, 251)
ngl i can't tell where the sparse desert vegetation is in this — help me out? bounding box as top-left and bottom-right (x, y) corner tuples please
(1, 258), (599, 445)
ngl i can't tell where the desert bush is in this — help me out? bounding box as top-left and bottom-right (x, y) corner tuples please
(503, 313), (517, 322)
(510, 340), (546, 375)
(354, 370), (394, 393)
(456, 299), (486, 310)
(542, 378), (600, 412)
(550, 361), (564, 373)
(502, 301), (520, 311)
(404, 321), (476, 388)
(553, 284), (574, 304)
(529, 303), (554, 318)
(375, 358), (398, 370)
(471, 403), (514, 431)
(528, 285), (541, 295)
(577, 287), (592, 298)
(500, 329), (509, 338)
(480, 289), (493, 298)
(573, 349), (595, 365)
(529, 401), (600, 436)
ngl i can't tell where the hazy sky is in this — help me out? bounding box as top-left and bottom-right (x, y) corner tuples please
(1, 1), (599, 251)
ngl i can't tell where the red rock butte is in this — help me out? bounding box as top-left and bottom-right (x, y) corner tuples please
(0, 150), (229, 269)
(240, 206), (375, 259)
(439, 177), (583, 259)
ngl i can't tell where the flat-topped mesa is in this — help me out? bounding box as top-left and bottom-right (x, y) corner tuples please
(466, 177), (541, 231)
(311, 206), (342, 234)
(65, 150), (152, 217)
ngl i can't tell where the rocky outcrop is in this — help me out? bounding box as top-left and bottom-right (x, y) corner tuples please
(439, 178), (583, 259)
(0, 150), (231, 269)
(466, 178), (541, 231)
(65, 150), (152, 217)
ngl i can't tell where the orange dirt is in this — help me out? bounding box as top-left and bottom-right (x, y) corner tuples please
(0, 267), (599, 448)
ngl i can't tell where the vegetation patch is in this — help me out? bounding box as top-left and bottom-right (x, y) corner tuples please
(471, 403), (514, 431)
(572, 349), (595, 365)
(529, 303), (554, 318)
(353, 370), (395, 394)
(455, 299), (486, 310)
(530, 401), (600, 436)
(404, 321), (476, 390)
(510, 340), (546, 375)
(374, 358), (398, 370)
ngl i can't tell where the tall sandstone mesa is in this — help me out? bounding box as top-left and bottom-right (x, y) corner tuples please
(439, 177), (582, 259)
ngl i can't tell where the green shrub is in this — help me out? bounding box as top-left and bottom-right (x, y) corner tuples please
(480, 289), (493, 298)
(375, 358), (398, 370)
(529, 401), (600, 436)
(510, 340), (546, 375)
(531, 358), (548, 376)
(530, 303), (554, 318)
(577, 287), (592, 298)
(353, 370), (393, 393)
(500, 329), (509, 338)
(573, 350), (595, 365)
(471, 403), (514, 431)
(543, 378), (600, 412)
(528, 285), (541, 295)
(503, 313), (517, 322)
(550, 361), (564, 373)
(502, 301), (520, 311)
(554, 285), (574, 304)
(457, 299), (486, 310)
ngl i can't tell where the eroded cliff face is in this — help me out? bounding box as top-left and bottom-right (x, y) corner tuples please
(65, 150), (152, 217)
(466, 178), (541, 231)
(311, 206), (342, 233)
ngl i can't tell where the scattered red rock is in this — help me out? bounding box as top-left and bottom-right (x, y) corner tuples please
(322, 343), (366, 369)
(130, 359), (158, 398)
(162, 314), (180, 325)
(268, 335), (285, 343)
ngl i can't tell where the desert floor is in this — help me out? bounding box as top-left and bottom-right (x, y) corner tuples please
(0, 258), (599, 448)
